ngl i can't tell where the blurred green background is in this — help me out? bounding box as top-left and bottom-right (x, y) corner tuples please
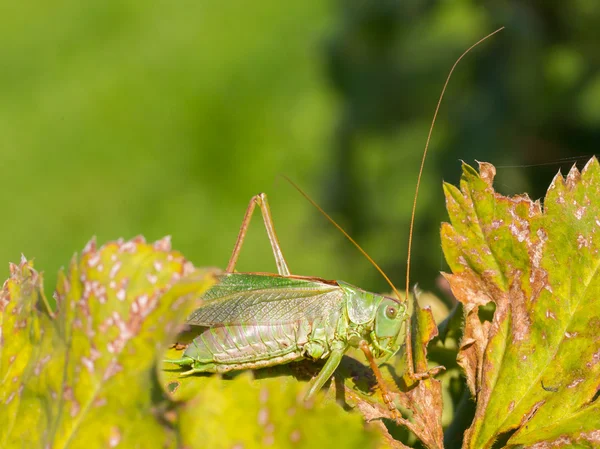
(1, 1), (599, 300)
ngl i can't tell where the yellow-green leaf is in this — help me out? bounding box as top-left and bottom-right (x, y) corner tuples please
(442, 160), (600, 448)
(175, 372), (379, 449)
(0, 237), (215, 449)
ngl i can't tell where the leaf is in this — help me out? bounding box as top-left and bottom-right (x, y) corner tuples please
(0, 236), (215, 449)
(174, 372), (380, 449)
(393, 293), (444, 449)
(441, 160), (600, 448)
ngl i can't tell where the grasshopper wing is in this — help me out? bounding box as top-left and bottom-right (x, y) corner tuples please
(186, 273), (344, 326)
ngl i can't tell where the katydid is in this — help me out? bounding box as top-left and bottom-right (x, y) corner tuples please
(168, 193), (408, 410)
(166, 28), (503, 415)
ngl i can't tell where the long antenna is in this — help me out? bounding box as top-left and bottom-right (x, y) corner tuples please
(283, 175), (403, 302)
(405, 27), (504, 302)
(285, 27), (503, 303)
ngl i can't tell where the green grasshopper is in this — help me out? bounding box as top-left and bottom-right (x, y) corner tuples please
(166, 28), (502, 414)
(168, 193), (408, 409)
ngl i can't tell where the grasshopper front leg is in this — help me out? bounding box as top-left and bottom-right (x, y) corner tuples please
(359, 340), (401, 420)
(227, 193), (290, 276)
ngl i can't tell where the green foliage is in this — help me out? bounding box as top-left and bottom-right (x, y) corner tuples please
(442, 159), (600, 448)
(175, 374), (377, 449)
(0, 237), (213, 448)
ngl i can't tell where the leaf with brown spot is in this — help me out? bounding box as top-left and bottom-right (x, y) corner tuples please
(175, 372), (379, 449)
(0, 237), (216, 448)
(0, 257), (48, 445)
(442, 159), (600, 448)
(390, 294), (444, 449)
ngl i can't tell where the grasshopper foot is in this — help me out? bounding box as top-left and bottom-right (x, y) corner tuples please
(409, 365), (445, 381)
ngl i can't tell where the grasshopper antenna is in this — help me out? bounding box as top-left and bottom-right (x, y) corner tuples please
(284, 27), (503, 304)
(405, 27), (504, 302)
(282, 175), (404, 302)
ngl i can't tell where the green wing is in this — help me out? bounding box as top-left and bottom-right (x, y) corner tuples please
(186, 273), (345, 326)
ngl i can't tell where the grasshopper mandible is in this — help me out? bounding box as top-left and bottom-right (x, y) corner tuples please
(166, 28), (503, 414)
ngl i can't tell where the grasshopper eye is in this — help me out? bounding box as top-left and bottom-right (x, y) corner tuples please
(385, 305), (398, 319)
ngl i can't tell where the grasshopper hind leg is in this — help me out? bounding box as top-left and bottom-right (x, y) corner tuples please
(227, 193), (290, 275)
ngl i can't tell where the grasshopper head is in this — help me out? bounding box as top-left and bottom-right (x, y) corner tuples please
(338, 281), (407, 358)
(372, 297), (406, 358)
